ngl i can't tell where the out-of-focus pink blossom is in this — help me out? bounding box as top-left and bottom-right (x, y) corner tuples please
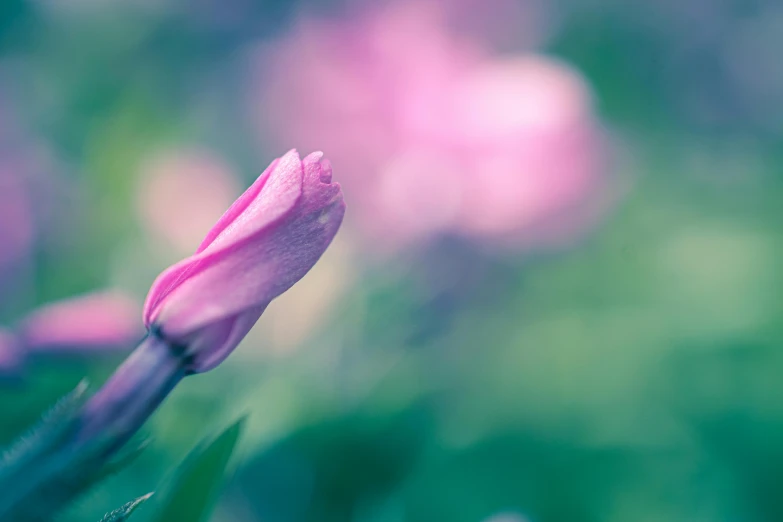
(20, 291), (142, 352)
(250, 0), (607, 251)
(0, 328), (22, 375)
(143, 149), (345, 373)
(446, 56), (604, 240)
(0, 164), (34, 271)
(250, 1), (482, 208)
(370, 149), (467, 244)
(440, 0), (555, 50)
(136, 149), (241, 253)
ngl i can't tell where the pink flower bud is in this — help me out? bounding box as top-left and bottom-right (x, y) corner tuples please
(142, 149), (345, 372)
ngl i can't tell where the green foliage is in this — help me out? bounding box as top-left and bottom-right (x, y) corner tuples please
(150, 418), (245, 522)
(234, 408), (428, 522)
(0, 381), (87, 482)
(0, 388), (243, 522)
(0, 384), (147, 522)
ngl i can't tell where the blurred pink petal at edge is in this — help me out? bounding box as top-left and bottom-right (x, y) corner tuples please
(0, 328), (23, 374)
(21, 291), (142, 352)
(0, 165), (34, 270)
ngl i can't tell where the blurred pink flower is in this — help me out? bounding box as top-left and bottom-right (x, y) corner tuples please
(0, 162), (34, 271)
(135, 149), (241, 253)
(445, 55), (604, 240)
(0, 328), (22, 375)
(0, 95), (72, 307)
(437, 0), (556, 50)
(250, 0), (607, 251)
(20, 291), (142, 352)
(144, 149), (345, 373)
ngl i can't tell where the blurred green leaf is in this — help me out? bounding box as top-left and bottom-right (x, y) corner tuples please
(0, 382), (149, 522)
(0, 381), (87, 479)
(151, 417), (245, 522)
(97, 492), (153, 522)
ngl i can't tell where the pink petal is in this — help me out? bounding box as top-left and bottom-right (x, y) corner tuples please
(142, 150), (345, 367)
(21, 291), (142, 352)
(143, 150), (304, 324)
(0, 328), (23, 374)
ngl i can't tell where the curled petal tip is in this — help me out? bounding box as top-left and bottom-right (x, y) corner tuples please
(302, 151), (335, 186)
(320, 158), (333, 183)
(303, 150), (324, 163)
(282, 148), (301, 161)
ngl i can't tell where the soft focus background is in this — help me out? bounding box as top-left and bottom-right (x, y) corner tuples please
(1, 0), (782, 521)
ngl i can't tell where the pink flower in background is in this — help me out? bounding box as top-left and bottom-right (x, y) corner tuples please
(0, 95), (74, 311)
(20, 291), (142, 352)
(438, 0), (556, 50)
(445, 55), (604, 241)
(136, 149), (241, 253)
(250, 0), (481, 245)
(250, 0), (607, 250)
(0, 95), (41, 273)
(144, 149), (345, 373)
(0, 328), (22, 375)
(0, 162), (34, 271)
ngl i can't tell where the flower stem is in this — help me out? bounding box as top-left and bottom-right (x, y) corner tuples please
(73, 334), (187, 452)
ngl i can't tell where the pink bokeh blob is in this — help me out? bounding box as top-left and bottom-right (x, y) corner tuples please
(21, 291), (142, 352)
(0, 328), (22, 374)
(0, 163), (34, 270)
(249, 0), (608, 251)
(136, 149), (241, 253)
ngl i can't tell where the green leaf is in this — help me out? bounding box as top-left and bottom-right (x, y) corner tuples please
(0, 381), (88, 478)
(0, 433), (149, 522)
(151, 417), (245, 522)
(0, 382), (151, 522)
(98, 492), (153, 522)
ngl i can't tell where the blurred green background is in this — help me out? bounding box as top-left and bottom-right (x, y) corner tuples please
(1, 1), (782, 521)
